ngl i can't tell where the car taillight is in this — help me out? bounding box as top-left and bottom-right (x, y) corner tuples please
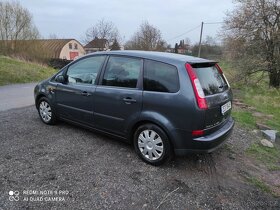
(185, 63), (208, 109)
(192, 130), (204, 137)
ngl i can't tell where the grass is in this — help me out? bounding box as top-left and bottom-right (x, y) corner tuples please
(0, 56), (57, 86)
(246, 143), (280, 171)
(221, 61), (280, 168)
(246, 176), (272, 194)
(218, 61), (280, 196)
(219, 61), (280, 131)
(241, 86), (280, 131)
(231, 109), (256, 128)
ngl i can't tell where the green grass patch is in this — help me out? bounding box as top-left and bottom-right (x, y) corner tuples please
(241, 86), (280, 131)
(231, 110), (256, 128)
(0, 56), (57, 86)
(219, 61), (280, 131)
(246, 143), (280, 171)
(246, 176), (272, 194)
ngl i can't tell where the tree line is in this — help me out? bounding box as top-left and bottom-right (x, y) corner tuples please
(0, 0), (279, 88)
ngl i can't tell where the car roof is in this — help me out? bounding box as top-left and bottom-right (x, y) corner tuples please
(86, 50), (215, 65)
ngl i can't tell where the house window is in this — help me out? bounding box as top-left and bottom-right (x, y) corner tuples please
(74, 43), (78, 49)
(69, 43), (72, 49)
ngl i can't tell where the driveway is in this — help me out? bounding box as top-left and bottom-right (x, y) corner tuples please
(0, 106), (279, 209)
(0, 83), (37, 111)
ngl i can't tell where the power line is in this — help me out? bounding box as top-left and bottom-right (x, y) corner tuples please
(167, 25), (201, 42)
(204, 22), (223, 25)
(198, 21), (223, 57)
(166, 21), (223, 42)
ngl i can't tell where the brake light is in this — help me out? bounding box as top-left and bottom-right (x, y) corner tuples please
(185, 63), (208, 109)
(192, 130), (204, 137)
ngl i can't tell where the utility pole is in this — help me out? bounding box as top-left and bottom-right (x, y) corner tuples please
(198, 21), (204, 57)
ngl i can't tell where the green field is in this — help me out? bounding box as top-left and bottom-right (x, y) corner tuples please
(0, 56), (57, 86)
(219, 61), (280, 131)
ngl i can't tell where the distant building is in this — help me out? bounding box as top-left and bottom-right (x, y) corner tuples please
(84, 37), (109, 54)
(38, 39), (85, 60)
(177, 40), (191, 55)
(0, 39), (85, 60)
(165, 48), (175, 53)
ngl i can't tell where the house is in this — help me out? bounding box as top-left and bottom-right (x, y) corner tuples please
(84, 37), (109, 54)
(0, 39), (85, 61)
(38, 39), (85, 60)
(177, 40), (191, 55)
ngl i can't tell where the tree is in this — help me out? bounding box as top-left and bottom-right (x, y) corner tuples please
(0, 1), (39, 53)
(174, 43), (178, 53)
(84, 19), (120, 45)
(48, 33), (59, 39)
(192, 36), (222, 59)
(110, 39), (121, 50)
(184, 38), (191, 47)
(125, 21), (167, 51)
(222, 0), (280, 88)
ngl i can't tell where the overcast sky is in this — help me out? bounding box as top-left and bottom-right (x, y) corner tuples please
(13, 0), (235, 45)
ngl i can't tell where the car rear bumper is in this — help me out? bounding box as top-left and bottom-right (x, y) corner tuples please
(174, 117), (235, 156)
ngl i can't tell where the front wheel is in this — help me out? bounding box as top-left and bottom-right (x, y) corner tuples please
(37, 97), (56, 125)
(134, 124), (172, 166)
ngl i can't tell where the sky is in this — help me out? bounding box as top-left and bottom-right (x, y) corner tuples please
(11, 0), (235, 46)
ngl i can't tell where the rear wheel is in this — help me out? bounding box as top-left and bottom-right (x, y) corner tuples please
(37, 97), (56, 125)
(134, 124), (172, 166)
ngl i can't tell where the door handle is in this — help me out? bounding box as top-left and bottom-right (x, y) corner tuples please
(123, 97), (136, 104)
(81, 91), (91, 96)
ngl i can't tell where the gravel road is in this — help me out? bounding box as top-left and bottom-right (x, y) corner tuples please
(0, 106), (279, 210)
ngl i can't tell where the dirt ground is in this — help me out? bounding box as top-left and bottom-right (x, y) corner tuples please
(0, 106), (279, 209)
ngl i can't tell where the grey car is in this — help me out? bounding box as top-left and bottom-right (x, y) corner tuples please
(34, 50), (234, 165)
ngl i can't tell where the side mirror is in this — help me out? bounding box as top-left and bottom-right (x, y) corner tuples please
(56, 75), (66, 84)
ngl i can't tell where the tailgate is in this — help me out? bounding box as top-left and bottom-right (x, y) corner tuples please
(191, 63), (232, 130)
(205, 90), (232, 129)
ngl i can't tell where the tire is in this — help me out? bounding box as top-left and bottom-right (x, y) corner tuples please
(133, 123), (173, 166)
(37, 97), (57, 125)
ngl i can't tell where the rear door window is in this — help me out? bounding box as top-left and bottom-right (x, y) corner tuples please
(144, 60), (179, 93)
(102, 56), (142, 88)
(192, 64), (228, 96)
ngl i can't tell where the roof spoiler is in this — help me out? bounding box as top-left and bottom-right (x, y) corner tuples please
(189, 62), (217, 68)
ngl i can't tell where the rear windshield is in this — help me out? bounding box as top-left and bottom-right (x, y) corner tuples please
(192, 63), (228, 96)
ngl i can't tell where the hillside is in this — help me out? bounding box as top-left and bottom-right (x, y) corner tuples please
(0, 56), (57, 86)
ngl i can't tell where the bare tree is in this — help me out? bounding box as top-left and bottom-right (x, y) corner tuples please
(125, 21), (167, 51)
(48, 33), (59, 39)
(184, 37), (191, 47)
(84, 19), (120, 45)
(222, 0), (280, 88)
(0, 1), (39, 40)
(191, 36), (222, 59)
